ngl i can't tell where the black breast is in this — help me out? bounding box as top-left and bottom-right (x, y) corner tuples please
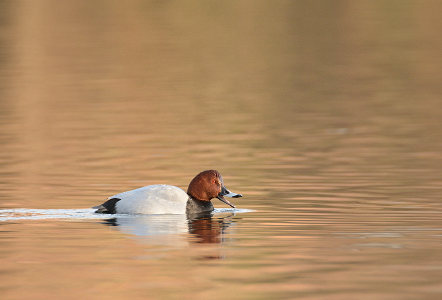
(186, 197), (214, 214)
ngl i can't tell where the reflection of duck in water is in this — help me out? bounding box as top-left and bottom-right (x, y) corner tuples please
(187, 212), (235, 244)
(101, 211), (236, 245)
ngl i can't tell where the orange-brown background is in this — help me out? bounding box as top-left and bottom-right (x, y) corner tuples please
(0, 1), (441, 299)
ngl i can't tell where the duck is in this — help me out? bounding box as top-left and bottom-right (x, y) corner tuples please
(93, 170), (242, 215)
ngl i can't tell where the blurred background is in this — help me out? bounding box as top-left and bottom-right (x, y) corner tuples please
(0, 1), (441, 299)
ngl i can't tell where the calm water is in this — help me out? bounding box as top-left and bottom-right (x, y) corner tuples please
(1, 1), (442, 299)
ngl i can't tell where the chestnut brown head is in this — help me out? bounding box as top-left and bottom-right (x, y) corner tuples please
(187, 170), (242, 208)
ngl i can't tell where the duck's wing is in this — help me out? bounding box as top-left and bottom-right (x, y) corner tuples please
(93, 186), (151, 214)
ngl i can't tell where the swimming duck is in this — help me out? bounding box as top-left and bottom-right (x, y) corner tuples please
(94, 170), (242, 214)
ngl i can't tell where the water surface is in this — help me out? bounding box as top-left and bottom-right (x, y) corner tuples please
(0, 1), (441, 299)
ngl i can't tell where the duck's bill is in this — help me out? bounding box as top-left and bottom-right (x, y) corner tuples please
(223, 191), (242, 198)
(217, 186), (242, 208)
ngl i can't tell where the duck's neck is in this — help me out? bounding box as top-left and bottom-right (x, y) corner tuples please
(186, 197), (214, 214)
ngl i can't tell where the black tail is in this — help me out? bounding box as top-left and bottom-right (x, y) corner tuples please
(93, 198), (121, 214)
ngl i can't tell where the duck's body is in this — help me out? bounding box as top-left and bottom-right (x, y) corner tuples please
(108, 185), (189, 214)
(94, 170), (241, 215)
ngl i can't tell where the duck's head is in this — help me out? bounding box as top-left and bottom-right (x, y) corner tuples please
(187, 170), (242, 208)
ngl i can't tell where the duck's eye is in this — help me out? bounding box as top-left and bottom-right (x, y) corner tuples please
(213, 180), (218, 185)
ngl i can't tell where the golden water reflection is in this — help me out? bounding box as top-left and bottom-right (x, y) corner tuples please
(0, 1), (441, 299)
